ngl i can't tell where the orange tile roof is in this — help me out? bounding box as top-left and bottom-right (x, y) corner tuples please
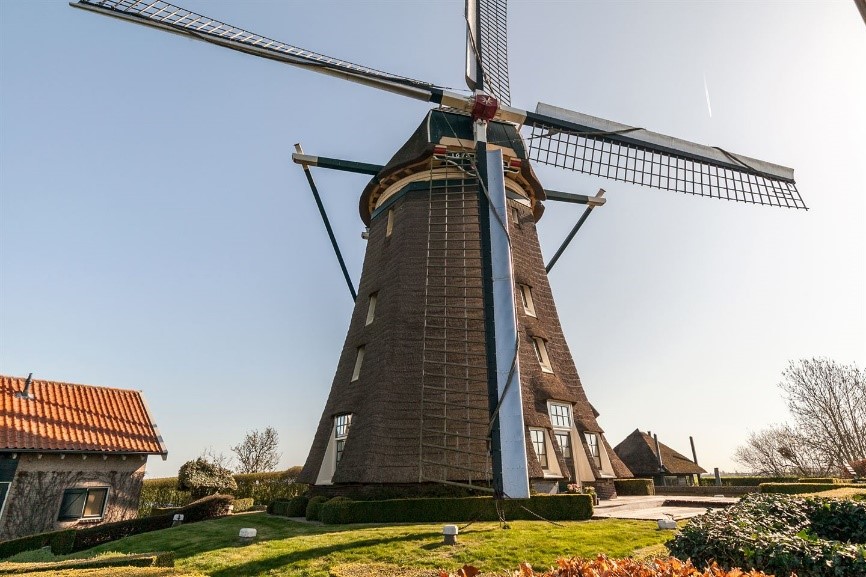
(1, 374), (167, 455)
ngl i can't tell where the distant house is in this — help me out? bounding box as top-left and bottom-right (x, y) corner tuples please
(613, 429), (705, 486)
(0, 374), (167, 540)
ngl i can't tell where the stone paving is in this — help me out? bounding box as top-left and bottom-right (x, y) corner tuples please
(592, 495), (738, 521)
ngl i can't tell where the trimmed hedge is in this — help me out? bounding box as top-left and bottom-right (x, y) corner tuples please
(232, 498), (254, 513)
(759, 482), (860, 494)
(268, 495), (310, 517)
(305, 496), (329, 521)
(0, 552), (174, 574)
(699, 476), (798, 487)
(614, 478), (654, 496)
(318, 494), (593, 524)
(798, 477), (843, 484)
(0, 529), (75, 559)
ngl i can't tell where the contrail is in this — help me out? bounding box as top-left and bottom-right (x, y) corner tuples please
(703, 73), (713, 118)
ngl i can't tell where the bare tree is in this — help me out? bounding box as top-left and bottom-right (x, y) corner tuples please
(200, 446), (234, 472)
(734, 359), (865, 475)
(231, 427), (281, 474)
(779, 358), (865, 467)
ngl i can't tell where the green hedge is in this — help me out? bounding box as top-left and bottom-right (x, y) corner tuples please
(0, 529), (76, 559)
(699, 476), (799, 487)
(139, 471), (305, 516)
(232, 498), (254, 513)
(0, 552), (174, 574)
(305, 496), (329, 521)
(614, 478), (655, 496)
(268, 495), (310, 517)
(318, 494), (593, 525)
(798, 477), (843, 484)
(760, 483), (860, 494)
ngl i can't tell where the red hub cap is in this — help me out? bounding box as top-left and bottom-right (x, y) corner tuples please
(471, 93), (499, 121)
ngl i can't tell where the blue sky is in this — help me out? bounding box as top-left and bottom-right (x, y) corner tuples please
(1, 1), (864, 478)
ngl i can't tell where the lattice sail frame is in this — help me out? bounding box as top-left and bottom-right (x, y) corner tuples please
(524, 106), (805, 209)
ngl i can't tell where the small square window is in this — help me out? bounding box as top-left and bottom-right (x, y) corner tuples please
(386, 209), (395, 237)
(549, 403), (571, 428)
(530, 429), (548, 469)
(58, 487), (108, 521)
(351, 346), (365, 382)
(532, 337), (553, 373)
(365, 292), (378, 326)
(519, 285), (536, 317)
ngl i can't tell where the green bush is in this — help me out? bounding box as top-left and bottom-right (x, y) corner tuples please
(137, 477), (192, 517)
(232, 471), (306, 506)
(305, 495), (329, 521)
(177, 458), (237, 499)
(70, 515), (173, 553)
(268, 495), (310, 517)
(614, 478), (655, 496)
(808, 498), (866, 544)
(232, 498), (254, 513)
(0, 552), (175, 573)
(667, 493), (866, 577)
(318, 494), (593, 525)
(798, 477), (842, 484)
(0, 529), (76, 559)
(759, 482), (859, 494)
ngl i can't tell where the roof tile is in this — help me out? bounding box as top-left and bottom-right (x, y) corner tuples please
(1, 375), (166, 455)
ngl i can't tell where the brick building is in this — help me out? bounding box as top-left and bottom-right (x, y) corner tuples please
(0, 374), (167, 540)
(299, 110), (631, 498)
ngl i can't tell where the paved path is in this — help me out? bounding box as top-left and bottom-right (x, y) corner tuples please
(592, 495), (738, 521)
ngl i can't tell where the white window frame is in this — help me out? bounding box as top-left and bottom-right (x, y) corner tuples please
(334, 414), (353, 465)
(531, 337), (553, 373)
(554, 432), (572, 458)
(519, 284), (536, 317)
(365, 292), (378, 326)
(351, 346), (365, 382)
(548, 402), (573, 459)
(386, 208), (394, 237)
(529, 428), (549, 469)
(585, 432), (601, 469)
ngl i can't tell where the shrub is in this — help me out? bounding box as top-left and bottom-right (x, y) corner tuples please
(614, 478), (654, 496)
(137, 477), (192, 517)
(177, 458), (237, 499)
(318, 494), (592, 525)
(177, 494), (234, 523)
(759, 482), (859, 494)
(808, 498), (866, 544)
(0, 552), (175, 573)
(667, 493), (866, 577)
(798, 477), (842, 484)
(232, 498), (254, 513)
(0, 529), (76, 559)
(305, 495), (329, 521)
(233, 471), (306, 506)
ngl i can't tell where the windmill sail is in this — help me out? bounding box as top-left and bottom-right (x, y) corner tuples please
(465, 0), (512, 104)
(524, 102), (805, 209)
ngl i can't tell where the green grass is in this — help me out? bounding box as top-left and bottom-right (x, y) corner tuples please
(26, 514), (669, 576)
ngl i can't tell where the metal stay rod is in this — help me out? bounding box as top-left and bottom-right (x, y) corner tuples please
(292, 153), (382, 176)
(294, 143), (357, 301)
(545, 188), (606, 274)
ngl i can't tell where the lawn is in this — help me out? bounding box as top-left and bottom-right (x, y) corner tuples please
(33, 514), (671, 576)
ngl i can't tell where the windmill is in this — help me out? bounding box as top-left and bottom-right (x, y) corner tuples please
(70, 0), (804, 500)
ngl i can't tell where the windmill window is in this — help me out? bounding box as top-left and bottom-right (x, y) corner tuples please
(365, 292), (378, 325)
(386, 208), (394, 237)
(531, 337), (553, 373)
(334, 414), (352, 464)
(585, 433), (601, 469)
(519, 285), (536, 317)
(58, 487), (108, 521)
(549, 403), (571, 429)
(530, 428), (549, 469)
(351, 346), (365, 382)
(555, 432), (571, 458)
(511, 206), (521, 229)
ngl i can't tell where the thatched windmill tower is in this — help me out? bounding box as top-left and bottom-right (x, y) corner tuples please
(73, 0), (803, 499)
(297, 111), (631, 498)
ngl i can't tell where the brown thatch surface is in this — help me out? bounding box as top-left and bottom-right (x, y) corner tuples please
(613, 430), (706, 476)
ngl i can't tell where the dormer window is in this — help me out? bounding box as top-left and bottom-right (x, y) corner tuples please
(529, 428), (548, 469)
(334, 414), (353, 464)
(585, 432), (601, 468)
(549, 403), (573, 459)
